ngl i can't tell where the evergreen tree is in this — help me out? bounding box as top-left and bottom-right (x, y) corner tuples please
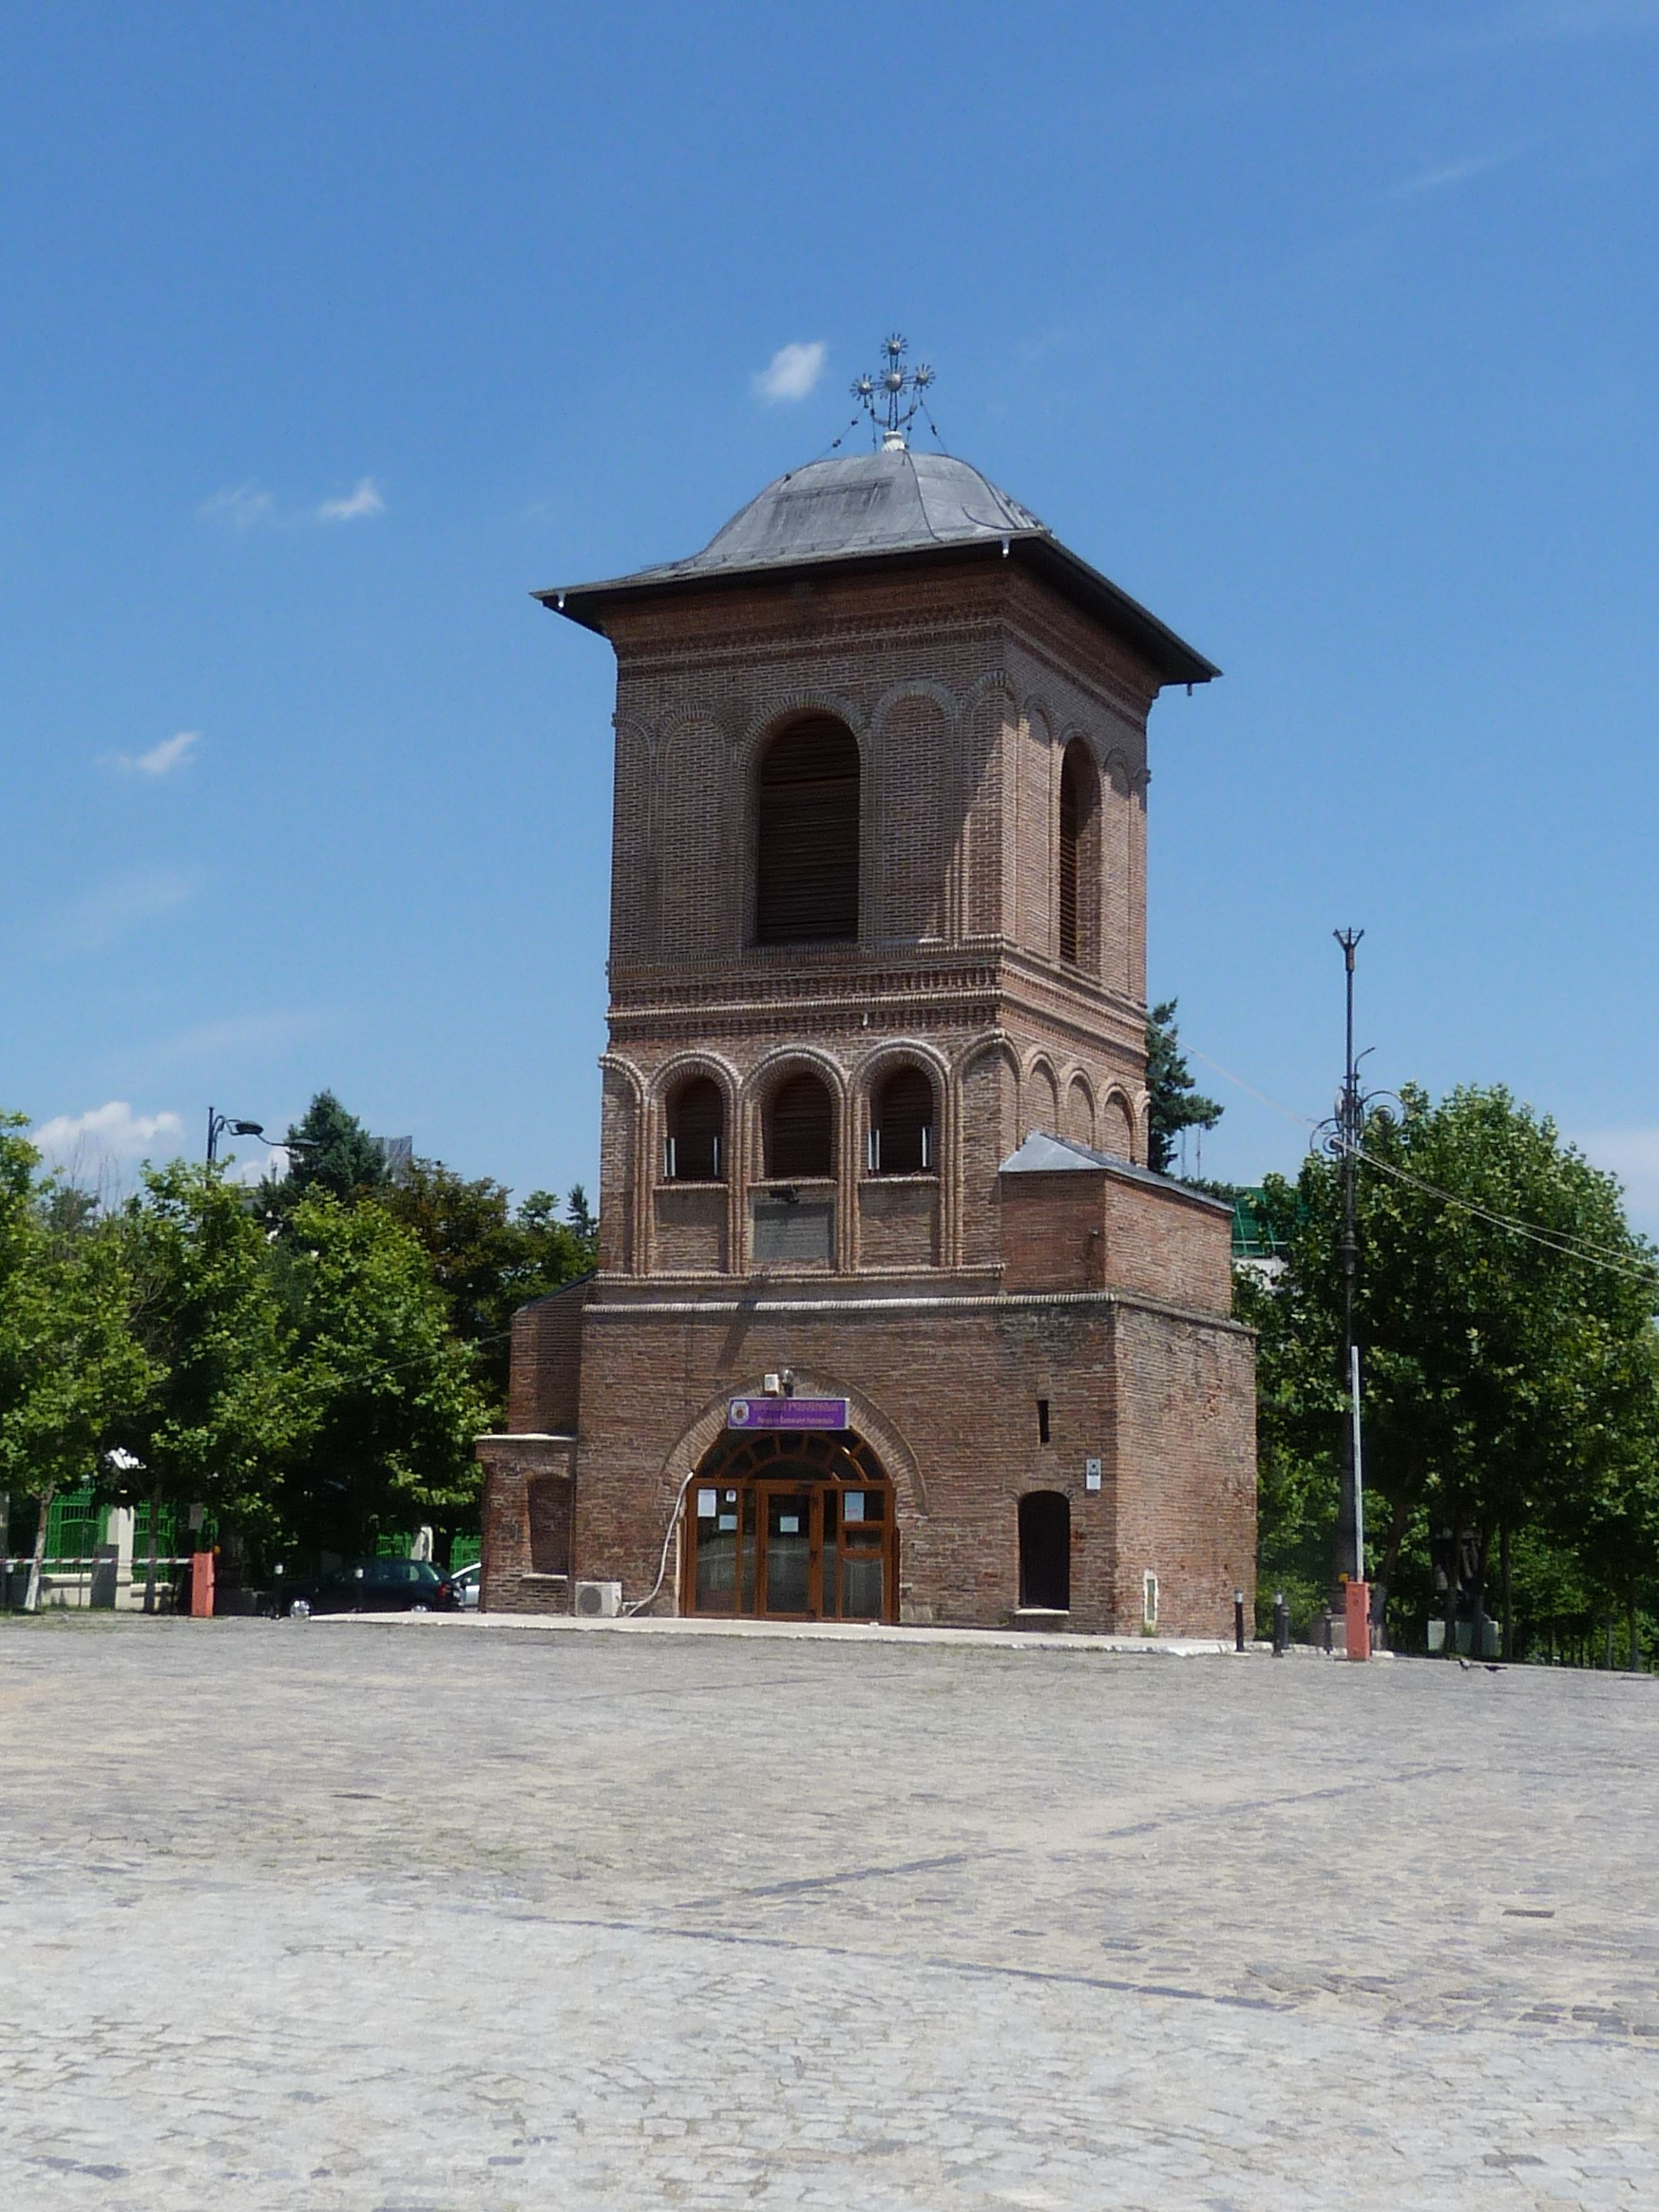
(1144, 1001), (1223, 1177)
(275, 1091), (387, 1208)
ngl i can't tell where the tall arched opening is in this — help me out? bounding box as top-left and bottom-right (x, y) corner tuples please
(683, 1428), (897, 1623)
(1019, 1491), (1071, 1612)
(1058, 740), (1100, 973)
(754, 715), (861, 944)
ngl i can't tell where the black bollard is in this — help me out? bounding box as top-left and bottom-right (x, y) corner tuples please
(1272, 1590), (1290, 1657)
(1233, 1589), (1246, 1653)
(1320, 1605), (1333, 1656)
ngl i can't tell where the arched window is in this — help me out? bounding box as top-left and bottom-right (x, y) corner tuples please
(766, 1072), (834, 1180)
(1019, 1491), (1071, 1612)
(664, 1076), (724, 1182)
(868, 1065), (935, 1175)
(755, 715), (860, 945)
(1058, 743), (1090, 967)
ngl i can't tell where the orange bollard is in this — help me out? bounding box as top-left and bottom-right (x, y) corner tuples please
(1344, 1577), (1370, 1662)
(189, 1549), (216, 1619)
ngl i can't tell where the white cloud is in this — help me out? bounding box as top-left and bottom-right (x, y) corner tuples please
(1575, 1128), (1659, 1232)
(199, 481), (275, 530)
(108, 730), (200, 778)
(753, 341), (828, 404)
(315, 476), (385, 524)
(31, 1101), (187, 1180)
(50, 870), (192, 955)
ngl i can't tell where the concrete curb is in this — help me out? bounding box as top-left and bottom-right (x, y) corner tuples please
(307, 1610), (1247, 1657)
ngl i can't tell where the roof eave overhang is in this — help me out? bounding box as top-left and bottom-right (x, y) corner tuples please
(534, 533), (1219, 687)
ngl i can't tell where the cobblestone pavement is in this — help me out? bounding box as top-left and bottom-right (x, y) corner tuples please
(2, 1617), (1655, 2209)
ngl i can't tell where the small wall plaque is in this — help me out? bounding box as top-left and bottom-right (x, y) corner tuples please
(1084, 1457), (1102, 1493)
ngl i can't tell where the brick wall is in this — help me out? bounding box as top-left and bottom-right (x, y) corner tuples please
(476, 1433), (577, 1613)
(507, 1277), (590, 1434)
(1000, 1164), (1233, 1314)
(566, 1287), (1252, 1635)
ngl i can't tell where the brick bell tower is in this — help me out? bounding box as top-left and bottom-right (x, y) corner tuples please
(478, 341), (1255, 1634)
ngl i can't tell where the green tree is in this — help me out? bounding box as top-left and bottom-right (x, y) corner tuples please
(274, 1090), (387, 1208)
(272, 1192), (490, 1560)
(1145, 1001), (1222, 1178)
(0, 1120), (154, 1609)
(376, 1161), (593, 1413)
(1243, 1084), (1659, 1655)
(118, 1161), (292, 1576)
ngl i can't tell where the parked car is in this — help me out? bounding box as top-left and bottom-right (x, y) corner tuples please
(450, 1561), (482, 1611)
(276, 1556), (461, 1619)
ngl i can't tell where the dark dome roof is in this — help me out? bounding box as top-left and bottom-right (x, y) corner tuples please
(540, 445), (1218, 687)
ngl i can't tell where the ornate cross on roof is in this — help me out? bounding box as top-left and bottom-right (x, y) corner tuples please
(852, 334), (935, 451)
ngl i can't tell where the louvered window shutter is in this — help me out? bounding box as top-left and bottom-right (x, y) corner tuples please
(1058, 749), (1081, 967)
(871, 1066), (935, 1176)
(755, 716), (860, 944)
(668, 1077), (724, 1181)
(767, 1074), (834, 1179)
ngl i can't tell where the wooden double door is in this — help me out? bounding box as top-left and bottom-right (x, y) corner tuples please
(684, 1435), (897, 1624)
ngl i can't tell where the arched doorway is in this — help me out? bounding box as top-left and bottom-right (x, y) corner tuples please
(683, 1429), (897, 1623)
(1019, 1491), (1071, 1612)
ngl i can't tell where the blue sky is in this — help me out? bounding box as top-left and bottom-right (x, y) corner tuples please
(5, 2), (1658, 1225)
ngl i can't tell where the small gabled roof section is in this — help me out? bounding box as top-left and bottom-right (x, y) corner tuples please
(537, 448), (1218, 688)
(998, 1131), (1232, 1213)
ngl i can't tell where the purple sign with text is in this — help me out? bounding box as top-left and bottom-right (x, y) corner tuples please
(727, 1396), (849, 1432)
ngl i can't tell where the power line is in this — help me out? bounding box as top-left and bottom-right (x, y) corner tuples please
(1187, 1045), (1658, 1288)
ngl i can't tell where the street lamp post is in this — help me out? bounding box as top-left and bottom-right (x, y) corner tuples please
(205, 1108), (267, 1166)
(1332, 932), (1363, 1599)
(1324, 930), (1378, 1660)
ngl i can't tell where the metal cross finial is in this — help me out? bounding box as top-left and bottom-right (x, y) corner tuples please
(851, 334), (935, 450)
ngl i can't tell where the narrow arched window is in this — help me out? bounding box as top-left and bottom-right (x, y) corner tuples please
(868, 1066), (935, 1175)
(664, 1076), (724, 1182)
(755, 715), (860, 945)
(1058, 744), (1084, 967)
(766, 1073), (834, 1180)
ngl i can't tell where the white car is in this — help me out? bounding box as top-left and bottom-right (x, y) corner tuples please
(451, 1561), (482, 1611)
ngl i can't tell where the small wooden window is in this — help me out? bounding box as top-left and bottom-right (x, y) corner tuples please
(664, 1076), (724, 1182)
(868, 1065), (935, 1175)
(1058, 744), (1085, 967)
(755, 715), (860, 944)
(766, 1073), (834, 1180)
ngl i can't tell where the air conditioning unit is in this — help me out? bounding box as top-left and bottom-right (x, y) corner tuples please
(574, 1579), (623, 1619)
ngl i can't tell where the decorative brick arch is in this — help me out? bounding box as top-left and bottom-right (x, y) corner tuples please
(741, 701), (868, 949)
(650, 1050), (741, 1190)
(1099, 1085), (1135, 1161)
(1023, 1053), (1061, 1140)
(852, 1037), (949, 1132)
(871, 683), (955, 944)
(1058, 731), (1103, 977)
(598, 1054), (647, 1274)
(744, 1044), (850, 1133)
(656, 1369), (929, 1522)
(1064, 1070), (1097, 1149)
